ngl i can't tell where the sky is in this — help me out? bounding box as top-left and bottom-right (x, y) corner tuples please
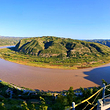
(0, 0), (110, 39)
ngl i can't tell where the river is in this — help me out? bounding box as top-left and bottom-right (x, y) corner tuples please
(0, 45), (15, 49)
(0, 46), (110, 91)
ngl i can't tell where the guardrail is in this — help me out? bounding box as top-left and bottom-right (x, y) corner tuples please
(71, 83), (110, 110)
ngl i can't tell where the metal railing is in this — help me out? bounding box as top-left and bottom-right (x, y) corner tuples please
(71, 83), (110, 110)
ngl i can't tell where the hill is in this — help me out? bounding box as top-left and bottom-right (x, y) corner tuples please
(0, 36), (25, 46)
(15, 36), (110, 58)
(85, 39), (110, 47)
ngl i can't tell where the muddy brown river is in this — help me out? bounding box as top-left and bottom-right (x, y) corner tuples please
(0, 46), (110, 91)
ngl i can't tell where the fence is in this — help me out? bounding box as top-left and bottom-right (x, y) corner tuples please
(71, 83), (110, 110)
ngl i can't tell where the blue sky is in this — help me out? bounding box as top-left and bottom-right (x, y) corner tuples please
(0, 0), (110, 39)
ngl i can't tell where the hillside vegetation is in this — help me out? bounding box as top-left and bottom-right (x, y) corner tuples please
(0, 36), (24, 46)
(15, 36), (110, 58)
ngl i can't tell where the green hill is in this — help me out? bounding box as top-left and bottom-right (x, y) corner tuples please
(15, 36), (110, 58)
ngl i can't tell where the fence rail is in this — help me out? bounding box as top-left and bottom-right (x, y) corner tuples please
(71, 83), (110, 110)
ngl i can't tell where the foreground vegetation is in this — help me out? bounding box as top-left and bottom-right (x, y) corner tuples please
(0, 79), (109, 110)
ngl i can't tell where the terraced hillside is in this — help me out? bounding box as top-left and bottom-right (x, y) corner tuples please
(15, 36), (110, 58)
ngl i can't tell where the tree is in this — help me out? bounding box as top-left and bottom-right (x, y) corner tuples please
(0, 102), (6, 110)
(66, 87), (74, 105)
(39, 96), (48, 110)
(102, 79), (107, 85)
(21, 101), (29, 110)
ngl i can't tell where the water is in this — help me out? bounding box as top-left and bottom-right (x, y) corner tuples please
(0, 46), (110, 91)
(0, 45), (15, 49)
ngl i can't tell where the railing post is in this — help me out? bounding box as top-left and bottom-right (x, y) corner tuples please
(102, 83), (106, 103)
(10, 91), (13, 99)
(97, 99), (103, 110)
(72, 102), (75, 110)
